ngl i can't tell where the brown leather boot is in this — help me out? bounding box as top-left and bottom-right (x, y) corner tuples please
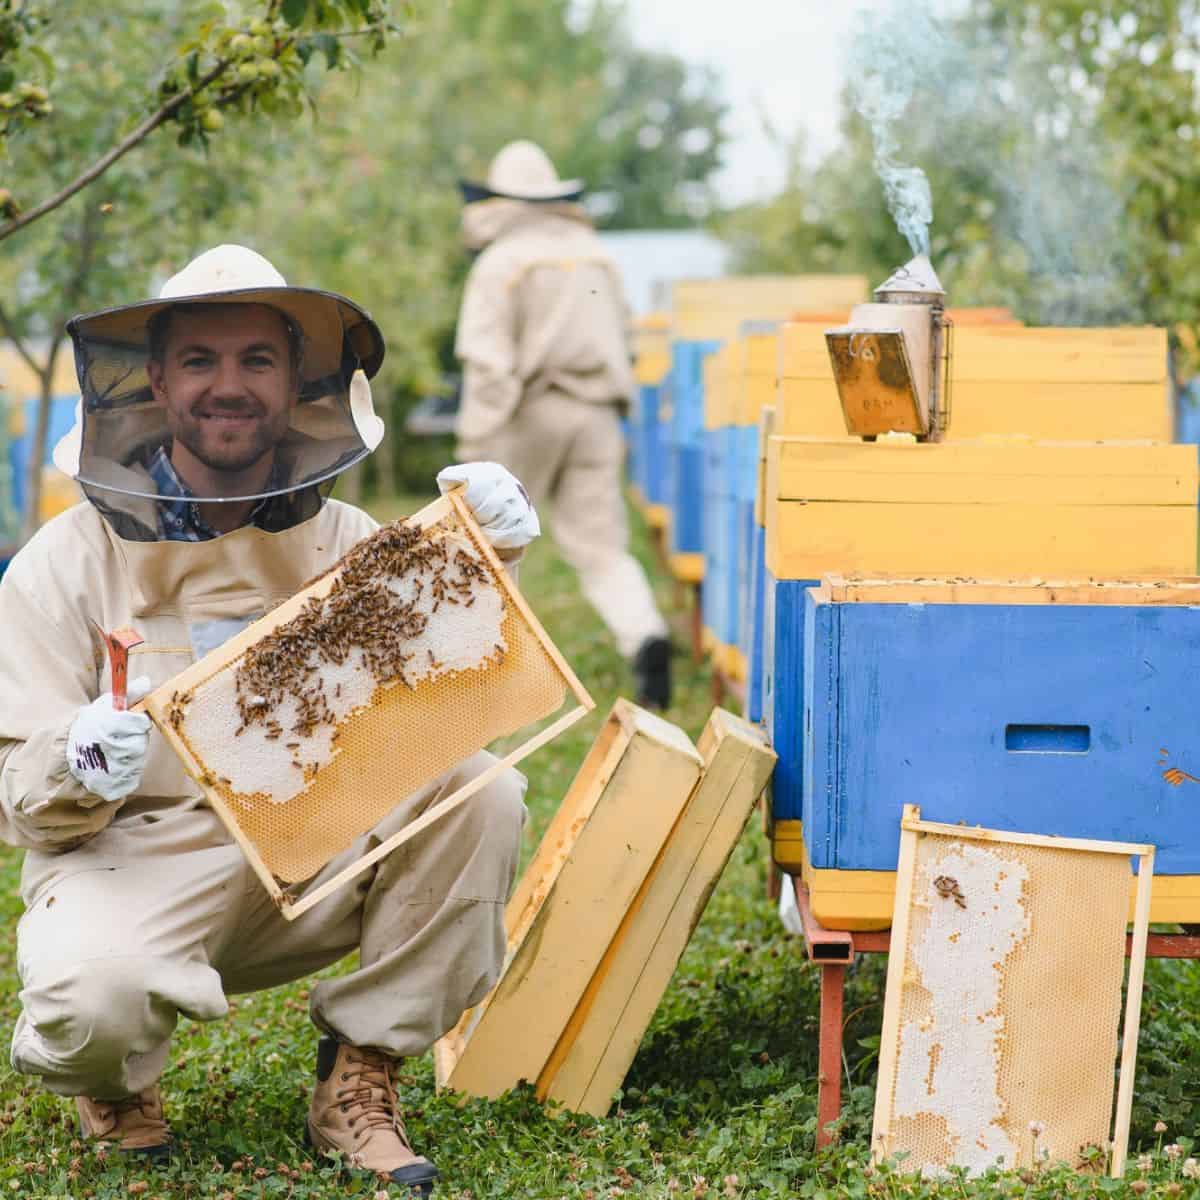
(76, 1086), (171, 1160)
(306, 1037), (438, 1196)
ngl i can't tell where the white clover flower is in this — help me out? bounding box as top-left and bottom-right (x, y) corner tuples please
(1138, 1154), (1154, 1172)
(1166, 1143), (1184, 1161)
(1184, 1158), (1200, 1179)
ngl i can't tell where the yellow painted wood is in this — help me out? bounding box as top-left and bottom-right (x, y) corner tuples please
(701, 626), (717, 656)
(671, 276), (868, 341)
(800, 860), (1200, 931)
(949, 381), (1171, 441)
(767, 500), (1198, 580)
(643, 503), (670, 532)
(775, 377), (855, 438)
(819, 574), (1200, 607)
(754, 406), (776, 528)
(541, 709), (776, 1115)
(950, 325), (1166, 383)
(768, 437), (1198, 507)
(435, 701), (704, 1100)
(775, 321), (1171, 441)
(669, 552), (705, 584)
(635, 350), (671, 387)
(744, 330), (779, 377)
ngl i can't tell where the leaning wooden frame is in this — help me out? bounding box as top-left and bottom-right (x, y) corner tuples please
(140, 490), (593, 921)
(873, 805), (1153, 1180)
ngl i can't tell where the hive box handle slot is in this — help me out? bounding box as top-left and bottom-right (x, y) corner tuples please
(1004, 724), (1090, 754)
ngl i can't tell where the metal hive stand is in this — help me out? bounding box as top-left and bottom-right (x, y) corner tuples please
(790, 879), (1200, 1151)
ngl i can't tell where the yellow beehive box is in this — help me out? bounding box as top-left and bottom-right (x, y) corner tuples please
(765, 437), (1199, 580)
(672, 276), (868, 342)
(774, 321), (857, 438)
(736, 327), (780, 429)
(948, 325), (1170, 440)
(435, 701), (704, 1101)
(634, 312), (671, 387)
(539, 709), (775, 1115)
(753, 405), (776, 528)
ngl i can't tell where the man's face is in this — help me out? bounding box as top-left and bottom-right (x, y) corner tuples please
(147, 304), (297, 477)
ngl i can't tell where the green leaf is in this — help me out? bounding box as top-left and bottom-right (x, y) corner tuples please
(282, 0), (310, 27)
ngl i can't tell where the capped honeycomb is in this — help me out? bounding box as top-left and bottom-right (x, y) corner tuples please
(876, 827), (1137, 1176)
(147, 496), (583, 886)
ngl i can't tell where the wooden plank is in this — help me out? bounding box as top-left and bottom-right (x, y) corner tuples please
(774, 378), (852, 438)
(769, 437), (1198, 506)
(540, 710), (776, 1115)
(950, 325), (1166, 383)
(869, 805), (920, 1147)
(435, 701), (704, 1099)
(766, 499), (1198, 580)
(900, 808), (1152, 859)
(1111, 850), (1155, 1177)
(819, 574), (1200, 608)
(950, 381), (1171, 441)
(754, 406), (775, 528)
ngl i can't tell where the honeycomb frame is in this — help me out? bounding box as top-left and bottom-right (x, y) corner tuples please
(140, 490), (593, 920)
(873, 805), (1153, 1179)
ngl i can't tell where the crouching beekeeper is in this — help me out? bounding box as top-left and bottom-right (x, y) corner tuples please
(0, 245), (541, 1196)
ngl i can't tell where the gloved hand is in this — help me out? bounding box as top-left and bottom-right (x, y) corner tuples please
(66, 676), (152, 805)
(437, 462), (541, 552)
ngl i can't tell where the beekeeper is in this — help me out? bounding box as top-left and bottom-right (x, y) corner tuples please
(0, 245), (541, 1195)
(455, 139), (672, 709)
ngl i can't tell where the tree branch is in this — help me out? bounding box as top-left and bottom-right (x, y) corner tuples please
(0, 301), (45, 379)
(0, 56), (233, 245)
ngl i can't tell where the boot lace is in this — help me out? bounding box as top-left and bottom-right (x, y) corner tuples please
(335, 1050), (411, 1147)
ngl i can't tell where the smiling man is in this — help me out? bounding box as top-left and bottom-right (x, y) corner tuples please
(145, 303), (300, 536)
(0, 245), (541, 1196)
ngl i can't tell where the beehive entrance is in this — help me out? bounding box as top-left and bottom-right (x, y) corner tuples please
(145, 493), (591, 908)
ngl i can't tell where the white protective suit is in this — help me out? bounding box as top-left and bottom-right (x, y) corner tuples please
(0, 496), (526, 1098)
(455, 197), (668, 659)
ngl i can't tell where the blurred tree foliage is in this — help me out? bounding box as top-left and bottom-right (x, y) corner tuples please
(717, 1), (1200, 346)
(0, 0), (407, 539)
(230, 0), (726, 493)
(0, 0), (726, 522)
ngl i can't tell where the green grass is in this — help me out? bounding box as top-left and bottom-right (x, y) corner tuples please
(1, 497), (1200, 1197)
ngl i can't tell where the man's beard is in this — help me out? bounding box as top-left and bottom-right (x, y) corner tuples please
(174, 404), (287, 475)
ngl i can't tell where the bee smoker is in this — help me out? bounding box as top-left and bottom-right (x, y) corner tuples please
(824, 254), (952, 441)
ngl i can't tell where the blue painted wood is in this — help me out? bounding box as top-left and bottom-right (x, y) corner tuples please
(644, 384), (666, 505)
(10, 395), (76, 514)
(763, 573), (818, 828)
(745, 524), (767, 722)
(701, 427), (721, 633)
(803, 592), (1200, 874)
(669, 443), (705, 555)
(668, 340), (721, 449)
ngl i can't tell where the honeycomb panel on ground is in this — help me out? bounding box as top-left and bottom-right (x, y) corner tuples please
(152, 503), (569, 883)
(876, 824), (1137, 1177)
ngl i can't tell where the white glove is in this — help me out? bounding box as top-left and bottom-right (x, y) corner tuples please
(66, 676), (152, 805)
(437, 462), (541, 551)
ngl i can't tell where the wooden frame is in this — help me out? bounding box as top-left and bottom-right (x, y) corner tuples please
(140, 490), (593, 921)
(538, 708), (776, 1115)
(435, 700), (706, 1101)
(874, 805), (1153, 1178)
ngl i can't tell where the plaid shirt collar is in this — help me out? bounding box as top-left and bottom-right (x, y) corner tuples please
(148, 446), (283, 541)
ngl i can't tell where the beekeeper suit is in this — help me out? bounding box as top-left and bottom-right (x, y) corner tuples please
(0, 245), (540, 1195)
(455, 140), (672, 708)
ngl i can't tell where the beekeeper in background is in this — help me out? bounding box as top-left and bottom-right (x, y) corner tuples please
(454, 139), (673, 709)
(0, 244), (540, 1196)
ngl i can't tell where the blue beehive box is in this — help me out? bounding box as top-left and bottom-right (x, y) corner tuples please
(796, 575), (1200, 930)
(667, 339), (720, 560)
